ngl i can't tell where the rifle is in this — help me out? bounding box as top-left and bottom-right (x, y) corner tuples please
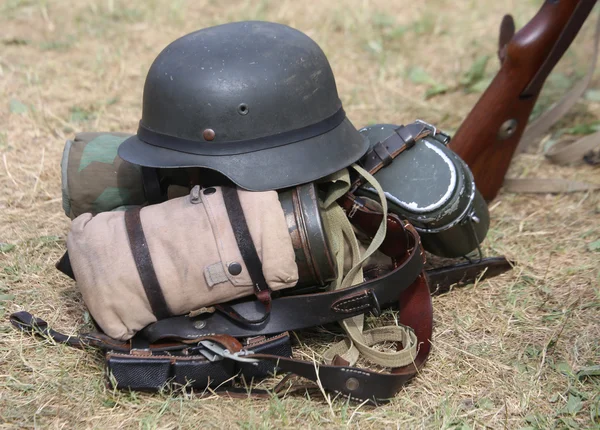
(449, 0), (597, 201)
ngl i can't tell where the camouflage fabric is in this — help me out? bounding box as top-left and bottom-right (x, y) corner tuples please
(61, 132), (146, 219)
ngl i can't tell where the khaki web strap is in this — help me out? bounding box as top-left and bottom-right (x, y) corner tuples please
(319, 165), (418, 368)
(505, 13), (600, 193)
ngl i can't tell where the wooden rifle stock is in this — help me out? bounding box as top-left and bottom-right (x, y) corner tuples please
(449, 0), (597, 201)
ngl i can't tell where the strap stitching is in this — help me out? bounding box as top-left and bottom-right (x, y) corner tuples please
(332, 295), (371, 313)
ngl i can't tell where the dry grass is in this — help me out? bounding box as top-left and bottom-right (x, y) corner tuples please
(1, 0), (599, 428)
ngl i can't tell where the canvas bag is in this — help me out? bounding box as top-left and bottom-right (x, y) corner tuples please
(67, 186), (298, 341)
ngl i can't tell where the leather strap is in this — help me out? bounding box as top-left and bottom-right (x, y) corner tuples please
(521, 0), (598, 97)
(250, 273), (432, 401)
(338, 193), (409, 262)
(427, 256), (513, 295)
(355, 122), (431, 188)
(518, 10), (600, 153)
(124, 207), (170, 320)
(10, 271), (432, 402)
(218, 186), (272, 325)
(141, 229), (423, 341)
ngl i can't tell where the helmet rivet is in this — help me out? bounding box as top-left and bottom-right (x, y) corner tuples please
(193, 320), (206, 330)
(237, 103), (249, 115)
(203, 129), (216, 141)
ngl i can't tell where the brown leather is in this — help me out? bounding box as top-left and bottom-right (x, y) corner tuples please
(338, 193), (409, 261)
(248, 272), (432, 401)
(355, 123), (431, 188)
(124, 207), (170, 320)
(11, 270), (432, 402)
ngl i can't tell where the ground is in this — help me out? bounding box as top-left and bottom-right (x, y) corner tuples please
(0, 0), (599, 429)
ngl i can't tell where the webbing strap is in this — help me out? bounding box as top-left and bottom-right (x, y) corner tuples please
(321, 165), (418, 368)
(217, 186), (272, 325)
(124, 207), (170, 320)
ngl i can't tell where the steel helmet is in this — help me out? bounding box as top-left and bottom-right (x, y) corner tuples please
(118, 21), (368, 191)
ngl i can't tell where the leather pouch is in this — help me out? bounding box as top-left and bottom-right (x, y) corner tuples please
(105, 332), (292, 391)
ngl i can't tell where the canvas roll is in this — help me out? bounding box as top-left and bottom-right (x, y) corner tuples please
(67, 186), (299, 341)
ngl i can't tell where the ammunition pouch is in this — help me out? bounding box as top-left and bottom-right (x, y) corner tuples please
(106, 332), (293, 392)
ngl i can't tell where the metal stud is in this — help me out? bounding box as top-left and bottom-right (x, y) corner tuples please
(203, 128), (216, 141)
(194, 320), (206, 330)
(345, 377), (359, 391)
(497, 119), (518, 140)
(190, 186), (201, 204)
(228, 262), (242, 276)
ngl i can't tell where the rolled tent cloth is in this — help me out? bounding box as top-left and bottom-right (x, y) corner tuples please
(61, 132), (147, 219)
(66, 186), (299, 341)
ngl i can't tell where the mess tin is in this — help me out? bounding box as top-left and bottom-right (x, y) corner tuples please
(356, 123), (489, 258)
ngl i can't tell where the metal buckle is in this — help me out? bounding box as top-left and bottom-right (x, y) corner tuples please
(415, 119), (451, 145)
(415, 119), (438, 136)
(368, 290), (381, 317)
(348, 203), (359, 219)
(198, 340), (260, 364)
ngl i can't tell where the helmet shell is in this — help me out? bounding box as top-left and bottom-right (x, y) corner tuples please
(118, 21), (367, 191)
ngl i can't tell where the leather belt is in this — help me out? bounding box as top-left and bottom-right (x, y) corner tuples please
(141, 226), (423, 341)
(10, 271), (432, 402)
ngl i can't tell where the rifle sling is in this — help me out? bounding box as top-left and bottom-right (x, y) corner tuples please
(521, 0), (597, 97)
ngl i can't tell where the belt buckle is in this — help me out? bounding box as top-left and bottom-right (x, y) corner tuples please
(198, 340), (260, 364)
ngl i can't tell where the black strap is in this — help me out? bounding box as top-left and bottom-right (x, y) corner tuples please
(356, 122), (431, 188)
(142, 228), (423, 340)
(55, 251), (76, 280)
(124, 207), (170, 320)
(8, 311), (135, 351)
(141, 167), (165, 205)
(9, 273), (433, 403)
(218, 186), (272, 325)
